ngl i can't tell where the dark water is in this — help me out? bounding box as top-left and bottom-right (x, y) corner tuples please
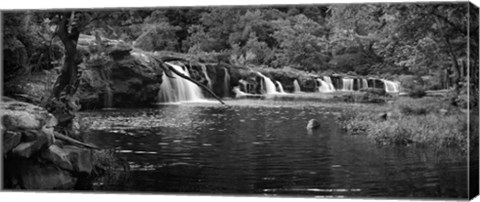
(79, 100), (468, 198)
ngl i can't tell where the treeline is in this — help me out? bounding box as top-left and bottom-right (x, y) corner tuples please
(3, 3), (478, 84)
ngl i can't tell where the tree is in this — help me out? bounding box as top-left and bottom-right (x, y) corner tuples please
(271, 14), (330, 71)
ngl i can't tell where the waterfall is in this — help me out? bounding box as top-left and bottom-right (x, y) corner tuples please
(102, 68), (113, 108)
(362, 79), (368, 89)
(342, 78), (354, 91)
(201, 64), (212, 89)
(256, 72), (278, 94)
(104, 86), (113, 108)
(317, 78), (335, 92)
(158, 62), (205, 103)
(223, 68), (231, 97)
(381, 79), (400, 93)
(293, 79), (301, 93)
(323, 76), (336, 91)
(275, 81), (285, 93)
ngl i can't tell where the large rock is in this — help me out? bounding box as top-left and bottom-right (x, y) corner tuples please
(17, 160), (77, 190)
(306, 119), (320, 130)
(77, 49), (164, 108)
(1, 100), (53, 130)
(11, 130), (52, 158)
(63, 145), (93, 175)
(3, 131), (22, 154)
(41, 144), (73, 171)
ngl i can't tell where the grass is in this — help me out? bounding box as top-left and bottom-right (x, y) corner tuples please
(339, 96), (468, 151)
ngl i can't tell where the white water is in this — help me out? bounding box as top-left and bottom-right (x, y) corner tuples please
(342, 78), (354, 91)
(158, 62), (206, 103)
(362, 79), (369, 89)
(223, 68), (231, 97)
(103, 69), (113, 108)
(381, 79), (400, 93)
(256, 72), (278, 94)
(293, 80), (301, 93)
(201, 64), (212, 89)
(275, 81), (285, 93)
(317, 78), (335, 93)
(323, 76), (336, 91)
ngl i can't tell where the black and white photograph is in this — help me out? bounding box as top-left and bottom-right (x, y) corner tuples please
(1, 0), (479, 200)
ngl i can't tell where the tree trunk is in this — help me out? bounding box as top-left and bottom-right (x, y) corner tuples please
(51, 13), (81, 99)
(444, 36), (461, 93)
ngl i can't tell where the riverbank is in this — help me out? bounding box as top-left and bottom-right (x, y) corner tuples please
(338, 96), (468, 152)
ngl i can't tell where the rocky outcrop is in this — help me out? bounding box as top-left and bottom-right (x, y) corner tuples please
(2, 98), (97, 190)
(77, 35), (165, 108)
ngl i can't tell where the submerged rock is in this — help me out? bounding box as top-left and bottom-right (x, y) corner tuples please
(377, 112), (388, 121)
(63, 145), (94, 175)
(306, 119), (320, 130)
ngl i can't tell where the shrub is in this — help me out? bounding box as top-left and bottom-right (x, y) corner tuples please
(399, 75), (426, 97)
(395, 97), (449, 116)
(367, 114), (467, 149)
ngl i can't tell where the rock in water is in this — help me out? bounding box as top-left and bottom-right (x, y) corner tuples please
(306, 119), (320, 130)
(377, 112), (388, 121)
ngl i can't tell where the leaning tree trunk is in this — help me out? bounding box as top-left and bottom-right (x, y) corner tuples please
(45, 12), (83, 139)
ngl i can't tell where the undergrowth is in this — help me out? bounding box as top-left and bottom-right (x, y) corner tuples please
(339, 96), (468, 152)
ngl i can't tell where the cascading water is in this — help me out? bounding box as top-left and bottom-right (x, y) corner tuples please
(317, 78), (335, 93)
(323, 76), (336, 91)
(102, 68), (113, 108)
(293, 79), (301, 93)
(275, 81), (285, 93)
(256, 72), (278, 94)
(201, 64), (212, 89)
(158, 62), (205, 103)
(381, 79), (400, 93)
(362, 79), (369, 89)
(342, 78), (354, 91)
(223, 68), (231, 97)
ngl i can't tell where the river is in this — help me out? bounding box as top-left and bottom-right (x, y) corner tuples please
(79, 99), (468, 199)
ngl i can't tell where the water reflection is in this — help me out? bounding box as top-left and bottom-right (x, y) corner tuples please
(80, 101), (467, 198)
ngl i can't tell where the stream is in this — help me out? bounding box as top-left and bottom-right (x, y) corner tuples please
(79, 100), (467, 198)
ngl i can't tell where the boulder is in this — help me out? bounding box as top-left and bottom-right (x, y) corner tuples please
(306, 119), (320, 130)
(3, 131), (22, 154)
(18, 161), (77, 190)
(377, 112), (387, 121)
(11, 131), (51, 158)
(63, 145), (93, 175)
(1, 100), (52, 130)
(41, 144), (73, 171)
(77, 50), (164, 108)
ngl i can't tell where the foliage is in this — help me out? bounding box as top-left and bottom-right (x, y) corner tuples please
(133, 22), (181, 51)
(340, 97), (467, 151)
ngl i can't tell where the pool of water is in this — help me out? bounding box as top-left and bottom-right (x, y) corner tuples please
(79, 100), (468, 199)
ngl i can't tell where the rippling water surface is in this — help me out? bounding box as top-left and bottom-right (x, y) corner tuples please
(79, 100), (467, 198)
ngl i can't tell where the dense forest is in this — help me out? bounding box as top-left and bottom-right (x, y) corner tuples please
(4, 3), (477, 83)
(3, 3), (478, 132)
